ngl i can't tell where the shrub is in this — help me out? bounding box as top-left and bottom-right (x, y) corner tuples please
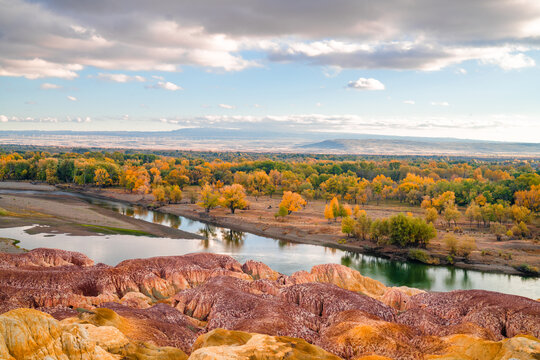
(408, 249), (434, 264)
(514, 264), (540, 276)
(457, 236), (476, 258)
(490, 223), (507, 241)
(444, 234), (458, 255)
(274, 205), (288, 221)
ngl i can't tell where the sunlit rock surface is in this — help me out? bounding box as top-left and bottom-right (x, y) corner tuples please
(0, 248), (539, 359)
(190, 328), (341, 360)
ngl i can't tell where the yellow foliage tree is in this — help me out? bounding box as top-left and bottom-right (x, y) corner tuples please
(220, 184), (248, 214)
(94, 168), (111, 188)
(167, 185), (183, 203)
(279, 191), (307, 215)
(152, 186), (166, 203)
(324, 204), (334, 222)
(198, 184), (220, 213)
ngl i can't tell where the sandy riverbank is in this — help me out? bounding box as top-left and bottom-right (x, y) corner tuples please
(0, 182), (201, 241)
(56, 184), (540, 276)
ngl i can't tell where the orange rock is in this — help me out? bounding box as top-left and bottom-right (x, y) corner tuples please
(190, 328), (341, 360)
(430, 333), (540, 360)
(242, 260), (281, 280)
(317, 310), (445, 360)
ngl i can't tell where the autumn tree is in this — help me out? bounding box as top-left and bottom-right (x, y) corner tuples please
(248, 170), (270, 199)
(165, 169), (190, 188)
(166, 185), (183, 203)
(514, 185), (540, 212)
(465, 202), (481, 228)
(443, 204), (461, 228)
(432, 191), (456, 214)
(198, 184), (220, 213)
(324, 204), (335, 222)
(94, 168), (111, 188)
(354, 213), (372, 240)
(510, 205), (531, 224)
(341, 216), (355, 237)
(152, 185), (166, 203)
(220, 184), (248, 214)
(279, 191), (307, 215)
(424, 207), (438, 224)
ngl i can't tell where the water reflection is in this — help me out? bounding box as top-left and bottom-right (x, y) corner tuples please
(342, 252), (434, 290)
(221, 229), (246, 250)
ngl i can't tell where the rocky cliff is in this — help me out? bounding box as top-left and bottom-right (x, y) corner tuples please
(0, 248), (538, 359)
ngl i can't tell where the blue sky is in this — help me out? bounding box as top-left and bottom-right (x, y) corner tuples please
(1, 0), (539, 142)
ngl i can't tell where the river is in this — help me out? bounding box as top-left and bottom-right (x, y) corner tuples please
(1, 189), (538, 298)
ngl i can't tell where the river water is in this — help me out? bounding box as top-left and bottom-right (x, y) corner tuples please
(1, 189), (538, 298)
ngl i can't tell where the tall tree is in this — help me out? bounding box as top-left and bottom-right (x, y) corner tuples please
(220, 184), (248, 214)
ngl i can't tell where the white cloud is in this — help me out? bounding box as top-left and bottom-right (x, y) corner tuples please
(456, 68), (467, 75)
(403, 100), (415, 105)
(431, 101), (449, 106)
(219, 104), (235, 109)
(347, 77), (385, 91)
(150, 81), (182, 91)
(0, 58), (82, 79)
(0, 115), (92, 123)
(316, 102), (322, 107)
(94, 73), (146, 83)
(40, 83), (62, 89)
(480, 52), (536, 70)
(67, 96), (78, 101)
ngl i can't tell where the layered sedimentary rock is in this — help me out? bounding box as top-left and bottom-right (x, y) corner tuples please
(190, 328), (341, 360)
(0, 248), (539, 360)
(0, 308), (186, 360)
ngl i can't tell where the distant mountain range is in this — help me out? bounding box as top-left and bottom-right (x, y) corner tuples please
(0, 128), (538, 157)
(300, 139), (540, 156)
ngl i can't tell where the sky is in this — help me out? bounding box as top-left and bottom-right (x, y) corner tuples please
(0, 0), (540, 142)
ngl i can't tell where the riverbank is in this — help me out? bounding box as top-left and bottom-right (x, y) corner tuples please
(56, 183), (539, 277)
(0, 182), (201, 240)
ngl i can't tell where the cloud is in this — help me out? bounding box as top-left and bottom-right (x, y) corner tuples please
(0, 115), (91, 123)
(347, 77), (385, 90)
(480, 52), (536, 70)
(456, 68), (467, 75)
(219, 104), (235, 109)
(67, 96), (78, 101)
(93, 73), (146, 83)
(153, 113), (540, 141)
(40, 83), (62, 89)
(403, 100), (415, 105)
(147, 81), (182, 91)
(431, 101), (449, 106)
(0, 58), (82, 79)
(1, 0), (539, 79)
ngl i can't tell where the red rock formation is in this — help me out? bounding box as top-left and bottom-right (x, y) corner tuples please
(0, 248), (94, 267)
(173, 276), (321, 343)
(281, 282), (395, 321)
(0, 249), (539, 360)
(399, 290), (540, 340)
(242, 260), (281, 280)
